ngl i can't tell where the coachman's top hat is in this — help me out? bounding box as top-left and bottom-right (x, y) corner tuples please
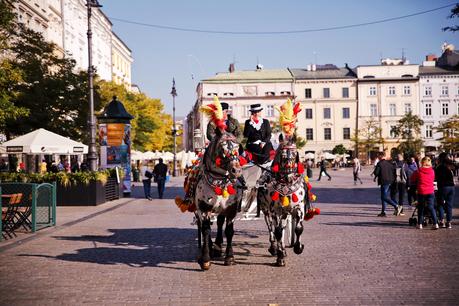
(249, 104), (263, 113)
(221, 102), (229, 111)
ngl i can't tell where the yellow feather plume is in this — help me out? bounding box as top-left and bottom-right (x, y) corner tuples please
(275, 98), (301, 136)
(200, 96), (224, 121)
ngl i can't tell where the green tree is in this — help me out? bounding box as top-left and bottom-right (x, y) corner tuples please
(351, 118), (385, 162)
(391, 112), (424, 158)
(332, 144), (347, 155)
(295, 136), (306, 150)
(443, 3), (459, 32)
(434, 115), (459, 153)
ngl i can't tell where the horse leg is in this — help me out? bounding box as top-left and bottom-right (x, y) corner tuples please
(213, 214), (225, 258)
(224, 220), (235, 266)
(198, 216), (212, 270)
(264, 213), (277, 256)
(274, 218), (286, 267)
(293, 207), (305, 255)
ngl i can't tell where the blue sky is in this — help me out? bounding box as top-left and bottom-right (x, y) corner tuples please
(99, 0), (458, 117)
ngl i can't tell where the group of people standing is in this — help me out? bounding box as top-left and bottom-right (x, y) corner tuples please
(373, 151), (456, 229)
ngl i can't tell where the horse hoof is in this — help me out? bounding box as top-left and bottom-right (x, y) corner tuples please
(293, 243), (304, 255)
(200, 261), (211, 270)
(268, 246), (277, 256)
(275, 258), (286, 267)
(224, 256), (235, 266)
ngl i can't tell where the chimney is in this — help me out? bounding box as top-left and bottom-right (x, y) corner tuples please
(229, 63), (235, 73)
(345, 63), (349, 69)
(426, 54), (437, 62)
(312, 64), (317, 71)
(256, 64), (263, 70)
(306, 64), (312, 71)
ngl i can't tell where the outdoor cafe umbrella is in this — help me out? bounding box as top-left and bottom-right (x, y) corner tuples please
(323, 152), (336, 160)
(305, 152), (315, 159)
(0, 128), (88, 155)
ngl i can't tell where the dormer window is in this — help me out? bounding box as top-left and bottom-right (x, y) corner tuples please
(363, 75), (375, 78)
(223, 92), (234, 96)
(265, 91), (275, 96)
(280, 91), (291, 95)
(207, 93), (218, 96)
(401, 74), (413, 78)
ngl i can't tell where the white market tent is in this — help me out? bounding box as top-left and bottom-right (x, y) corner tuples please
(0, 128), (88, 155)
(130, 150), (144, 161)
(305, 152), (315, 159)
(323, 152), (336, 160)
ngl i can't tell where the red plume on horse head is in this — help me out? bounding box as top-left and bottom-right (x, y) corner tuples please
(200, 96), (227, 132)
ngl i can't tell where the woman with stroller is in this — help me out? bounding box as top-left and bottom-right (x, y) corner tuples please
(411, 156), (438, 230)
(435, 153), (455, 229)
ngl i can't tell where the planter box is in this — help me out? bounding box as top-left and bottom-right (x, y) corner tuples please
(57, 181), (106, 206)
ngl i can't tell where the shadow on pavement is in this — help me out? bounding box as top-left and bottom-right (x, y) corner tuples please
(130, 185), (184, 200)
(322, 220), (410, 229)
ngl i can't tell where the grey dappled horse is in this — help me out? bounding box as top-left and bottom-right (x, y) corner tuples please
(194, 131), (243, 270)
(257, 134), (309, 267)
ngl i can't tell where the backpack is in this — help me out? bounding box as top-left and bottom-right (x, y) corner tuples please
(395, 167), (405, 183)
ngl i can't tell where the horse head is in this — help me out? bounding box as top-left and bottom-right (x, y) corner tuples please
(273, 133), (300, 183)
(216, 131), (242, 179)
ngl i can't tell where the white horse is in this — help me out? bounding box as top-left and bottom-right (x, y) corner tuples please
(194, 131), (243, 270)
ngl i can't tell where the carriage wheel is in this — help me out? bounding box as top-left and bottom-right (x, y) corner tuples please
(284, 215), (294, 248)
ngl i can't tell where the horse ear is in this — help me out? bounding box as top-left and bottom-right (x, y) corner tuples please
(215, 128), (223, 137)
(296, 152), (300, 163)
(292, 133), (297, 144)
(278, 133), (284, 143)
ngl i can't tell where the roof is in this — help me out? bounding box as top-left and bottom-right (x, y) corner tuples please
(202, 69), (293, 83)
(289, 67), (357, 80)
(98, 96), (134, 121)
(419, 65), (459, 75)
(112, 31), (132, 53)
(436, 50), (459, 68)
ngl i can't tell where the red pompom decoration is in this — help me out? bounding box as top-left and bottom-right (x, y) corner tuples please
(297, 163), (304, 174)
(314, 207), (321, 215)
(307, 183), (312, 190)
(271, 191), (280, 201)
(238, 156), (247, 166)
(272, 164), (279, 172)
(269, 149), (276, 160)
(227, 185), (236, 195)
(292, 193), (299, 202)
(216, 157), (222, 167)
(214, 187), (222, 195)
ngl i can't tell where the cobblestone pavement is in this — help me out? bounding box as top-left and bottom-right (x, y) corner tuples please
(1, 167), (458, 305)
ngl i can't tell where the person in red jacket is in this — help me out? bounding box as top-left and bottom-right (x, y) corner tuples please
(411, 156), (438, 230)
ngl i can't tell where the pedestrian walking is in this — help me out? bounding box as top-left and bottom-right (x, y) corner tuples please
(435, 152), (455, 229)
(403, 156), (418, 206)
(153, 158), (168, 199)
(352, 156), (363, 185)
(391, 153), (407, 215)
(317, 157), (331, 181)
(140, 161), (153, 200)
(411, 156), (438, 230)
(374, 152), (402, 217)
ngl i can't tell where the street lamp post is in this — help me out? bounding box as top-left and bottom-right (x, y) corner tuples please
(171, 78), (178, 177)
(86, 0), (102, 172)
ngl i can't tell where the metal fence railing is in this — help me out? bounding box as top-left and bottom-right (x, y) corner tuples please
(1, 182), (56, 240)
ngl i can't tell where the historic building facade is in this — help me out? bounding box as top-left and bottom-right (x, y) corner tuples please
(356, 62), (420, 154)
(290, 64), (357, 157)
(111, 32), (133, 90)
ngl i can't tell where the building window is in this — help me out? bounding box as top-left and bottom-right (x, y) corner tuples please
(323, 107), (331, 119)
(223, 92), (234, 96)
(442, 102), (449, 116)
(266, 105), (274, 117)
(425, 125), (433, 138)
(389, 103), (396, 116)
(280, 91), (291, 95)
(441, 85), (449, 96)
(369, 86), (376, 96)
(425, 103), (432, 116)
(390, 125), (397, 138)
(424, 86), (432, 96)
(305, 108), (313, 119)
(343, 128), (351, 140)
(342, 87), (349, 98)
(404, 103), (412, 114)
(370, 104), (377, 116)
(265, 91), (275, 96)
(342, 107), (350, 119)
(323, 88), (330, 98)
(305, 88), (312, 98)
(403, 85), (411, 95)
(306, 128), (313, 140)
(388, 86), (396, 96)
(228, 105), (233, 113)
(324, 128), (332, 140)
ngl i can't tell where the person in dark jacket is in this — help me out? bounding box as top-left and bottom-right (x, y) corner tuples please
(374, 152), (402, 217)
(317, 157), (332, 181)
(390, 153), (407, 215)
(206, 102), (242, 143)
(243, 104), (273, 164)
(403, 156), (418, 206)
(153, 158), (168, 199)
(435, 152), (455, 228)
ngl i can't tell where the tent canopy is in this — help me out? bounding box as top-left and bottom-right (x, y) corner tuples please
(0, 128), (88, 154)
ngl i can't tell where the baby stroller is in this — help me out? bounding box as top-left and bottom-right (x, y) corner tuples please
(408, 201), (435, 227)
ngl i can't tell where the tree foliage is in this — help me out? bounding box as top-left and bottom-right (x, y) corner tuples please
(332, 144), (347, 155)
(391, 112), (424, 158)
(443, 3), (459, 32)
(435, 115), (459, 153)
(351, 118), (385, 161)
(97, 81), (173, 151)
